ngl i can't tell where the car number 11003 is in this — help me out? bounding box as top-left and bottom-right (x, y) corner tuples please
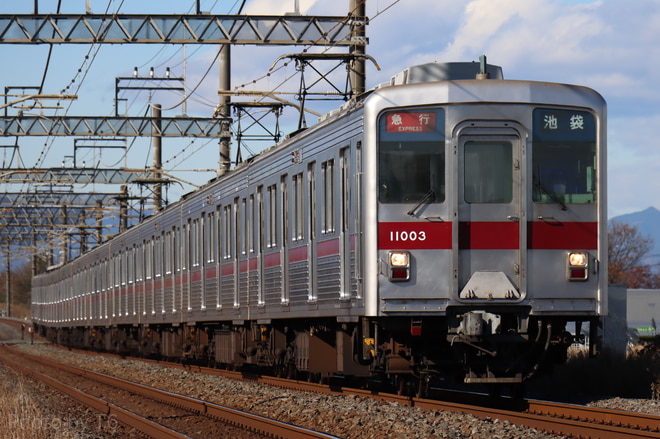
(389, 230), (427, 242)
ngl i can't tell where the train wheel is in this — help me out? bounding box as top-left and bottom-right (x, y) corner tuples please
(416, 374), (429, 398)
(396, 375), (419, 397)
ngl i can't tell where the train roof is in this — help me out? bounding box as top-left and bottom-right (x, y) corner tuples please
(387, 61), (503, 85)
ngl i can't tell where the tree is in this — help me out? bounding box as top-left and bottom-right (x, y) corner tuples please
(608, 220), (660, 288)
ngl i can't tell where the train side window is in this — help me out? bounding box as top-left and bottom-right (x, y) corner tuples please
(249, 194), (255, 253)
(340, 147), (349, 232)
(155, 235), (162, 278)
(322, 159), (335, 234)
(308, 162), (316, 241)
(223, 205), (232, 259)
(127, 246), (135, 284)
(532, 109), (597, 205)
(191, 218), (200, 267)
(241, 198), (248, 255)
(145, 240), (153, 280)
(256, 186), (264, 253)
(135, 244), (144, 281)
(234, 198), (241, 258)
(293, 173), (304, 241)
(207, 212), (216, 263)
(164, 231), (172, 275)
(182, 222), (189, 271)
(266, 184), (277, 248)
(281, 175), (288, 245)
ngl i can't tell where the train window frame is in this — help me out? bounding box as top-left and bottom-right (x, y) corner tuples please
(223, 205), (232, 259)
(281, 175), (288, 248)
(377, 108), (446, 205)
(164, 230), (173, 275)
(321, 159), (335, 234)
(206, 211), (216, 263)
(241, 198), (248, 255)
(293, 172), (304, 242)
(463, 140), (513, 204)
(308, 162), (316, 241)
(340, 146), (350, 232)
(249, 194), (256, 254)
(154, 234), (162, 279)
(145, 239), (153, 281)
(266, 184), (277, 248)
(256, 186), (264, 254)
(532, 108), (597, 205)
(191, 218), (201, 267)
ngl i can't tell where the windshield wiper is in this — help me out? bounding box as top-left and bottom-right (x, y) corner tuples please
(407, 189), (435, 216)
(533, 177), (567, 211)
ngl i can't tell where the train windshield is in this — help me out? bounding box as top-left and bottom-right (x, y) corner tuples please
(378, 109), (445, 204)
(532, 109), (597, 205)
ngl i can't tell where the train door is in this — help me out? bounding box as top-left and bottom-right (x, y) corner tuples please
(454, 123), (526, 302)
(339, 146), (351, 298)
(281, 175), (289, 304)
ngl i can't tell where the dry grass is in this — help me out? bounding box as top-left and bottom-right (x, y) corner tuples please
(0, 365), (120, 439)
(0, 369), (53, 439)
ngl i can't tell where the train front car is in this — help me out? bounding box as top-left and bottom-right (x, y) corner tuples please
(362, 63), (606, 390)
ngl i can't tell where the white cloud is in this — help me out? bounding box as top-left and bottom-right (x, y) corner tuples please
(244, 0), (318, 15)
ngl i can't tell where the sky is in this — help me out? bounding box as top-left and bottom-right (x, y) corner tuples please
(1, 0), (659, 218)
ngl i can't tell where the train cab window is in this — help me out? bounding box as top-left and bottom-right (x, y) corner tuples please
(532, 109), (597, 205)
(464, 141), (513, 203)
(378, 109), (445, 204)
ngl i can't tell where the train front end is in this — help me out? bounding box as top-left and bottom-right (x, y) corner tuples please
(362, 63), (607, 386)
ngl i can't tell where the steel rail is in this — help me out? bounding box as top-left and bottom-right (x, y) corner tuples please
(21, 341), (659, 439)
(2, 343), (340, 439)
(0, 344), (192, 439)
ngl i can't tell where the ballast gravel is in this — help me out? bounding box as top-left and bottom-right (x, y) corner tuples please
(9, 342), (660, 439)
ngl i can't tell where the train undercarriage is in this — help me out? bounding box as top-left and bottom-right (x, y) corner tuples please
(36, 314), (600, 396)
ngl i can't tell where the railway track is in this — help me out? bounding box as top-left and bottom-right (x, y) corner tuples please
(0, 342), (338, 439)
(3, 329), (659, 439)
(125, 356), (660, 439)
(90, 351), (660, 439)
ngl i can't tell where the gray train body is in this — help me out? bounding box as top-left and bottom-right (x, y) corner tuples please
(32, 62), (607, 389)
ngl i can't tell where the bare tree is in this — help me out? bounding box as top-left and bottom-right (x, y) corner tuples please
(608, 220), (660, 287)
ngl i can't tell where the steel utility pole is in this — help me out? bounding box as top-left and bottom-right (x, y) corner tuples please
(5, 245), (10, 317)
(350, 0), (367, 95)
(152, 104), (162, 212)
(218, 44), (231, 177)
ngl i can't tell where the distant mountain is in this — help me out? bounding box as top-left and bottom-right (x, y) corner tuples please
(610, 206), (660, 268)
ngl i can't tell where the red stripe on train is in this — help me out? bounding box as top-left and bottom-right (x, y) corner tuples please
(459, 222), (519, 250)
(378, 222), (452, 250)
(289, 246), (308, 263)
(528, 221), (597, 250)
(318, 238), (340, 257)
(379, 221), (598, 250)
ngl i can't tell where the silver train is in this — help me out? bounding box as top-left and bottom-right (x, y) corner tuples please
(32, 62), (607, 392)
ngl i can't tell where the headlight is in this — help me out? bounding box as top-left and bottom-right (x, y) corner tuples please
(568, 252), (588, 267)
(390, 251), (410, 267)
(567, 251), (588, 281)
(388, 251), (410, 282)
